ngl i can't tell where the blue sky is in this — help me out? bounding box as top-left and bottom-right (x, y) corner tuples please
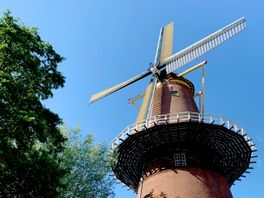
(1, 0), (263, 197)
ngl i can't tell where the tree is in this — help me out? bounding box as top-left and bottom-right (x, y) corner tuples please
(60, 127), (115, 198)
(0, 10), (66, 197)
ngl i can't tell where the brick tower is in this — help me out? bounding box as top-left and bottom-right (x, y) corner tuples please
(89, 18), (255, 198)
(111, 74), (255, 198)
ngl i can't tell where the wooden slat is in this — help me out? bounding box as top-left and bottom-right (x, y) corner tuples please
(160, 22), (174, 62)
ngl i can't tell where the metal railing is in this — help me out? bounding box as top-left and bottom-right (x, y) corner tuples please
(112, 111), (255, 152)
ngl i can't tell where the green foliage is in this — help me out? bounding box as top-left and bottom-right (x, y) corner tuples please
(59, 127), (115, 198)
(0, 10), (66, 197)
(109, 147), (118, 168)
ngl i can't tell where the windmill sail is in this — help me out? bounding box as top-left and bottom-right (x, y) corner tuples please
(89, 18), (245, 105)
(142, 22), (174, 121)
(89, 70), (151, 104)
(135, 80), (155, 122)
(164, 17), (246, 73)
(89, 23), (173, 105)
(160, 22), (173, 62)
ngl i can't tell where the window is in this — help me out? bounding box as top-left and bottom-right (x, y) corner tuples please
(144, 193), (151, 198)
(174, 153), (187, 166)
(171, 90), (179, 96)
(169, 86), (179, 96)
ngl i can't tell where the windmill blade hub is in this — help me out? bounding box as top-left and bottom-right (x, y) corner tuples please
(149, 65), (160, 75)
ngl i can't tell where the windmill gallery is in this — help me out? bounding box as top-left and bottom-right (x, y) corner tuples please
(90, 18), (256, 198)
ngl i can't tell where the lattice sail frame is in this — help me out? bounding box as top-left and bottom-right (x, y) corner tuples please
(164, 17), (246, 73)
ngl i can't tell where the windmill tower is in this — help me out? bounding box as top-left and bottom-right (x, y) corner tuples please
(90, 18), (256, 198)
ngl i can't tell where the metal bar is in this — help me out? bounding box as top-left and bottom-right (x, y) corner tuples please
(128, 93), (145, 104)
(201, 63), (205, 113)
(178, 60), (207, 76)
(131, 103), (140, 110)
(154, 27), (164, 65)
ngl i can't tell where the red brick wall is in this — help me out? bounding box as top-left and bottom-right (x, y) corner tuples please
(141, 78), (232, 198)
(137, 168), (232, 198)
(151, 79), (198, 117)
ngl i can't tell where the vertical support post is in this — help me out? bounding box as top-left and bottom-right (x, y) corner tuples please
(201, 64), (205, 114)
(199, 92), (202, 112)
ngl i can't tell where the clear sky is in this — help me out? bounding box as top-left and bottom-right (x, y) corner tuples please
(1, 0), (263, 197)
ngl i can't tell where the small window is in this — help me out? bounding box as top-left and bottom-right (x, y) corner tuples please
(171, 90), (179, 96)
(144, 193), (151, 198)
(174, 153), (186, 166)
(169, 86), (179, 96)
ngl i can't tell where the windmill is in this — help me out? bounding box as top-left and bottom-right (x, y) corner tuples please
(90, 18), (256, 198)
(89, 17), (246, 107)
